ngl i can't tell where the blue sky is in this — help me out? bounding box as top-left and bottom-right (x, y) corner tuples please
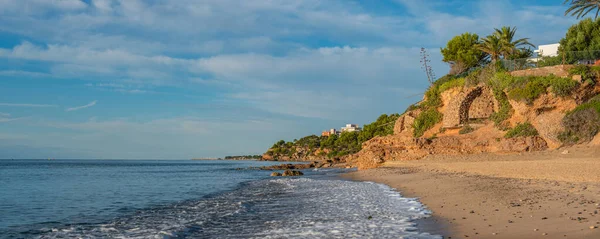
(0, 0), (578, 159)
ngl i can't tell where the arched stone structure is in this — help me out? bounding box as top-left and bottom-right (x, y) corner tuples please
(458, 87), (483, 124)
(443, 86), (496, 128)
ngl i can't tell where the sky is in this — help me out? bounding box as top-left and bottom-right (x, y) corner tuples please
(0, 0), (579, 159)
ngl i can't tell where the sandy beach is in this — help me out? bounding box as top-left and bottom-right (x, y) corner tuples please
(343, 145), (600, 238)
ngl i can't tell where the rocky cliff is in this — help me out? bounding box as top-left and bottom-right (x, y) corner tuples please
(347, 65), (600, 169)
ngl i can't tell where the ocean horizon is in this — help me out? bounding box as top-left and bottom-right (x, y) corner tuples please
(0, 159), (440, 238)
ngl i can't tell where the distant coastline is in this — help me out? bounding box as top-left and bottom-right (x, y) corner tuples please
(192, 155), (262, 161)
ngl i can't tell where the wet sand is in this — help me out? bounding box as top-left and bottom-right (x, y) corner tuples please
(343, 146), (600, 238)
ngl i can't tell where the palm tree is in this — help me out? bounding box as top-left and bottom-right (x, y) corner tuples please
(493, 26), (535, 59)
(564, 0), (600, 19)
(478, 34), (503, 62)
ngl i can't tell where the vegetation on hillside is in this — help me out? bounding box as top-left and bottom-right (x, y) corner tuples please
(569, 65), (600, 84)
(440, 33), (487, 75)
(410, 75), (459, 137)
(224, 155), (262, 160)
(559, 18), (600, 63)
(266, 114), (400, 159)
(504, 122), (539, 138)
(559, 95), (600, 144)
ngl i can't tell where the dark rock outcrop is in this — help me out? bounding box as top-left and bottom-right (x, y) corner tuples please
(282, 170), (304, 176)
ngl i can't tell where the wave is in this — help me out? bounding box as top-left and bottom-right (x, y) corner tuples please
(28, 177), (441, 239)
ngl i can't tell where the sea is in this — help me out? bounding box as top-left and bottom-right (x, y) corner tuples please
(0, 159), (441, 238)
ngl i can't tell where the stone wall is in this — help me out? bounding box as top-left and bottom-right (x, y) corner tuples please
(469, 88), (495, 119)
(510, 65), (574, 78)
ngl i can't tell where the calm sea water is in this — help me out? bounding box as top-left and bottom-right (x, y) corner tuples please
(0, 159), (440, 238)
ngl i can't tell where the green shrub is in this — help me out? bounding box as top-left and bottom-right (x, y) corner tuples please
(488, 71), (517, 91)
(464, 67), (482, 86)
(413, 108), (443, 137)
(507, 79), (547, 104)
(548, 75), (579, 96)
(505, 75), (578, 104)
(489, 89), (512, 129)
(459, 125), (475, 134)
(559, 95), (600, 144)
(569, 65), (599, 85)
(569, 65), (591, 76)
(504, 122), (539, 138)
(438, 77), (465, 92)
(537, 55), (562, 67)
(568, 94), (600, 115)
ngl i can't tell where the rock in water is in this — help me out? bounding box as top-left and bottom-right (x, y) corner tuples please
(282, 170), (304, 176)
(270, 172), (282, 177)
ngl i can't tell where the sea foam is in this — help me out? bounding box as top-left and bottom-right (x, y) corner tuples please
(35, 177), (441, 238)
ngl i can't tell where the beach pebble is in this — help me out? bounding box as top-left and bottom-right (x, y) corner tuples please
(542, 233), (548, 235)
(590, 226), (597, 229)
(534, 229), (539, 231)
(561, 150), (569, 155)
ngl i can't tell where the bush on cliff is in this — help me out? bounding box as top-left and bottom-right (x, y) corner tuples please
(413, 108), (443, 137)
(489, 88), (513, 130)
(504, 122), (539, 138)
(358, 113), (401, 142)
(489, 73), (579, 104)
(408, 75), (455, 137)
(438, 77), (465, 92)
(569, 65), (600, 85)
(558, 95), (600, 144)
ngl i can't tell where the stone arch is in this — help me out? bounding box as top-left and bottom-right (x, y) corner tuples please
(458, 87), (483, 124)
(442, 86), (496, 128)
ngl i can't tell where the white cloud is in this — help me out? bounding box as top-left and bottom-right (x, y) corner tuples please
(0, 103), (58, 107)
(92, 0), (113, 12)
(0, 117), (26, 123)
(65, 100), (97, 112)
(0, 70), (54, 78)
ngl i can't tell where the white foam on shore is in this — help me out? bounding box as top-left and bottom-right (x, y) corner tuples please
(35, 177), (441, 238)
(248, 178), (441, 239)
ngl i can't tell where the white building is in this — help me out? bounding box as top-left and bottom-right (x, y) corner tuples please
(534, 43), (560, 57)
(341, 124), (361, 133)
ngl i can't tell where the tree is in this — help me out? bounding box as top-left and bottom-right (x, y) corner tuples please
(358, 113), (400, 143)
(478, 34), (504, 62)
(507, 48), (534, 60)
(559, 18), (600, 62)
(493, 26), (535, 59)
(441, 33), (488, 75)
(564, 0), (600, 20)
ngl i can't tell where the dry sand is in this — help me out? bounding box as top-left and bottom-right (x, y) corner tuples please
(343, 145), (600, 239)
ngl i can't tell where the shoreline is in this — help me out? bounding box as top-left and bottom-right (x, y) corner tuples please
(342, 146), (600, 239)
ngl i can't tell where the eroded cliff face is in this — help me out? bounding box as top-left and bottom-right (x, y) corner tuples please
(349, 83), (599, 170)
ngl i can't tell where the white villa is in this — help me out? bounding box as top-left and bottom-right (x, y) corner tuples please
(341, 124), (362, 133)
(535, 43), (560, 57)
